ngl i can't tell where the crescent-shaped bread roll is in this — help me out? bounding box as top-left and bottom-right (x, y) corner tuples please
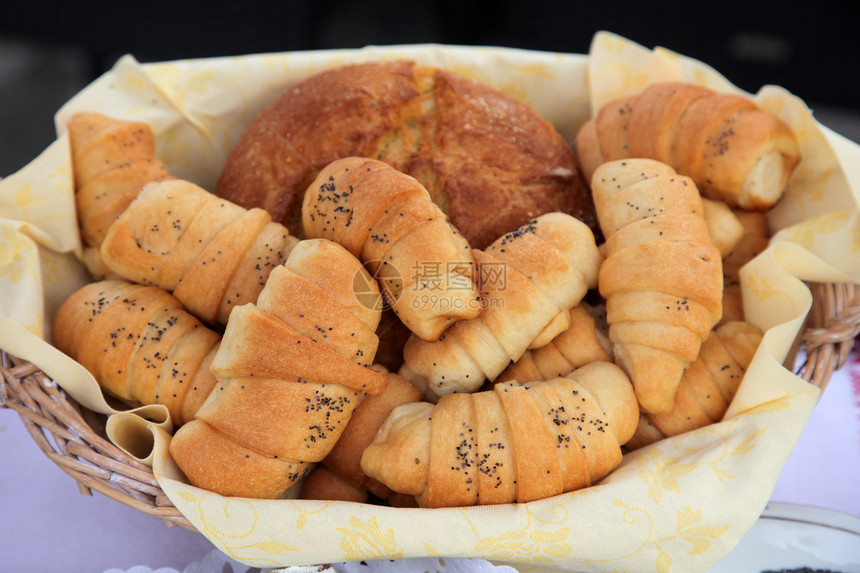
(361, 362), (638, 507)
(51, 280), (221, 427)
(593, 159), (723, 414)
(302, 157), (480, 341)
(100, 178), (298, 325)
(624, 321), (763, 450)
(701, 198), (745, 258)
(300, 368), (424, 504)
(398, 213), (603, 400)
(67, 112), (173, 277)
(576, 81), (801, 211)
(720, 210), (771, 325)
(169, 239), (388, 499)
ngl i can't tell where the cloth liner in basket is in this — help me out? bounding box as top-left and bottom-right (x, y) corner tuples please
(1, 32), (860, 572)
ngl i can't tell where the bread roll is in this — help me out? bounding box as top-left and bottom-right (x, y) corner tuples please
(52, 280), (220, 426)
(701, 198), (744, 258)
(299, 465), (369, 504)
(301, 369), (424, 504)
(494, 304), (612, 385)
(100, 178), (298, 325)
(593, 159), (723, 414)
(361, 362), (638, 507)
(302, 157), (480, 341)
(625, 321), (763, 450)
(398, 213), (603, 400)
(720, 210), (771, 325)
(576, 81), (801, 211)
(66, 112), (172, 276)
(169, 239), (388, 498)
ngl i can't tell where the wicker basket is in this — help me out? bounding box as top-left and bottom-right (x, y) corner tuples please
(1, 280), (858, 534)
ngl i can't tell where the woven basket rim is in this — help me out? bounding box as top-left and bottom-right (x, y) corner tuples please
(1, 280), (858, 534)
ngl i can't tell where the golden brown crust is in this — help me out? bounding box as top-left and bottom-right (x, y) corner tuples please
(280, 238), (381, 333)
(216, 222), (298, 325)
(255, 265), (378, 364)
(77, 160), (170, 246)
(210, 304), (386, 395)
(673, 94), (758, 185)
(627, 82), (712, 163)
(195, 375), (362, 462)
(361, 363), (636, 507)
(600, 241), (723, 325)
(594, 96), (637, 164)
(594, 159), (723, 414)
(171, 208), (272, 322)
(67, 112), (173, 277)
(68, 112), (157, 191)
(320, 372), (423, 490)
(626, 321), (764, 449)
(551, 377), (623, 481)
(179, 345), (220, 425)
(51, 280), (137, 358)
(470, 391), (517, 504)
(168, 420), (312, 499)
(419, 392), (481, 508)
(398, 213), (603, 400)
(302, 157), (480, 341)
(701, 198), (745, 258)
(720, 210), (771, 325)
(300, 465), (369, 503)
(100, 179), (298, 326)
(51, 280), (222, 425)
(74, 286), (181, 402)
(574, 119), (604, 187)
(217, 61), (423, 233)
(216, 61), (596, 249)
(568, 361), (640, 445)
(168, 237), (387, 498)
(496, 383), (563, 503)
(360, 401), (435, 497)
(496, 304), (612, 385)
(154, 327), (221, 426)
(576, 81), (801, 211)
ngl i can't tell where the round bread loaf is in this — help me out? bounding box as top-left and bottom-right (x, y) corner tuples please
(215, 60), (597, 249)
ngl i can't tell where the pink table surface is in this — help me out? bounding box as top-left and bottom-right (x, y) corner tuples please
(2, 342), (859, 573)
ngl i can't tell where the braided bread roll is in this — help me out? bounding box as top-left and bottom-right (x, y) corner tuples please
(52, 280), (221, 426)
(302, 157), (480, 341)
(625, 321), (763, 450)
(398, 213), (603, 400)
(361, 361), (638, 507)
(593, 159), (723, 414)
(100, 178), (298, 325)
(576, 81), (801, 211)
(67, 112), (172, 275)
(495, 304), (612, 385)
(169, 239), (389, 498)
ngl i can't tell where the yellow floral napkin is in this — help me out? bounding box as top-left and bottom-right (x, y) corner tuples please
(1, 31), (858, 572)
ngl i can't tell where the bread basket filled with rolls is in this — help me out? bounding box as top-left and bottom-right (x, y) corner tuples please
(1, 31), (859, 572)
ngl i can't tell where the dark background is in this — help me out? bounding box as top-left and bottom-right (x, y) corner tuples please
(2, 0), (858, 178)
